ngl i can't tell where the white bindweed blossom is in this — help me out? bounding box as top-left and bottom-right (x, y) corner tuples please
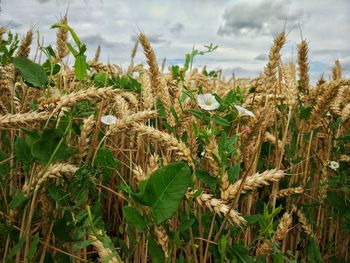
(234, 105), (255, 117)
(329, 161), (339, 171)
(197, 93), (220, 110)
(101, 115), (117, 125)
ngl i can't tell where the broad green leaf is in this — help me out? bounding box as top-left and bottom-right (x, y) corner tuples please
(147, 236), (165, 263)
(28, 232), (40, 262)
(122, 207), (147, 231)
(134, 162), (191, 224)
(74, 54), (88, 80)
(31, 130), (75, 164)
(14, 136), (32, 163)
(13, 56), (48, 88)
(212, 115), (230, 127)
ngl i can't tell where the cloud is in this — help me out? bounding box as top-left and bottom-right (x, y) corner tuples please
(342, 56), (350, 72)
(130, 34), (171, 45)
(81, 34), (116, 48)
(218, 0), (304, 37)
(254, 53), (268, 61)
(223, 66), (261, 78)
(170, 23), (184, 34)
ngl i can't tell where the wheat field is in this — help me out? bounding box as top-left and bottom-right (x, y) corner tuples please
(0, 17), (349, 263)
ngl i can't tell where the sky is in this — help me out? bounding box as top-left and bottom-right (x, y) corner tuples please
(0, 0), (349, 83)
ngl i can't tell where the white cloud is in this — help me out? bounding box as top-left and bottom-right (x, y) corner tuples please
(0, 0), (348, 84)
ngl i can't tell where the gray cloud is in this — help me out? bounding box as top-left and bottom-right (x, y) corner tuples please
(218, 0), (304, 37)
(81, 34), (117, 48)
(310, 49), (350, 58)
(130, 34), (171, 45)
(254, 53), (268, 61)
(223, 66), (260, 78)
(0, 18), (22, 29)
(170, 23), (184, 34)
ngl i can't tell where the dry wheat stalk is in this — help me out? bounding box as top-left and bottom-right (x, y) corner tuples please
(16, 29), (33, 58)
(292, 206), (316, 240)
(204, 137), (220, 177)
(0, 111), (51, 129)
(23, 163), (78, 196)
(0, 27), (6, 40)
(89, 230), (120, 263)
(56, 15), (69, 61)
(105, 110), (157, 136)
(132, 123), (194, 166)
(193, 191), (246, 226)
(332, 59), (342, 80)
(264, 32), (286, 93)
(308, 79), (346, 129)
(94, 45), (101, 63)
(39, 87), (126, 111)
(297, 40), (310, 93)
(256, 212), (292, 256)
(271, 186), (304, 201)
(138, 33), (174, 124)
(221, 169), (285, 201)
(154, 225), (169, 258)
(77, 115), (95, 159)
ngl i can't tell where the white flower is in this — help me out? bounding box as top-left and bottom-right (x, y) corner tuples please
(101, 115), (117, 125)
(234, 105), (255, 117)
(197, 93), (220, 110)
(329, 161), (339, 171)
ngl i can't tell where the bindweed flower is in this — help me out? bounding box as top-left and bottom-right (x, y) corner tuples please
(101, 115), (117, 125)
(329, 161), (339, 171)
(197, 93), (220, 110)
(234, 105), (255, 117)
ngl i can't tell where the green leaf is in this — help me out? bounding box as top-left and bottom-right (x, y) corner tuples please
(9, 190), (27, 209)
(31, 130), (75, 164)
(195, 169), (219, 187)
(189, 109), (204, 119)
(53, 216), (74, 242)
(134, 162), (191, 224)
(306, 239), (323, 263)
(13, 56), (48, 88)
(47, 183), (69, 206)
(28, 232), (40, 262)
(0, 151), (10, 176)
(14, 136), (32, 163)
(72, 238), (93, 251)
(42, 59), (61, 75)
(228, 164), (241, 183)
(147, 236), (165, 263)
(6, 236), (26, 261)
(74, 55), (88, 80)
(212, 115), (230, 127)
(51, 23), (82, 48)
(122, 207), (147, 231)
(94, 72), (109, 87)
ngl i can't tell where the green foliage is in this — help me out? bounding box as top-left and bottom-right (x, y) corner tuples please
(31, 129), (75, 164)
(51, 23), (88, 80)
(13, 56), (48, 88)
(133, 162), (192, 224)
(122, 207), (148, 231)
(0, 31), (19, 65)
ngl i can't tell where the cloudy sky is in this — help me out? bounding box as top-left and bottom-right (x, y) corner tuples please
(1, 0), (349, 83)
